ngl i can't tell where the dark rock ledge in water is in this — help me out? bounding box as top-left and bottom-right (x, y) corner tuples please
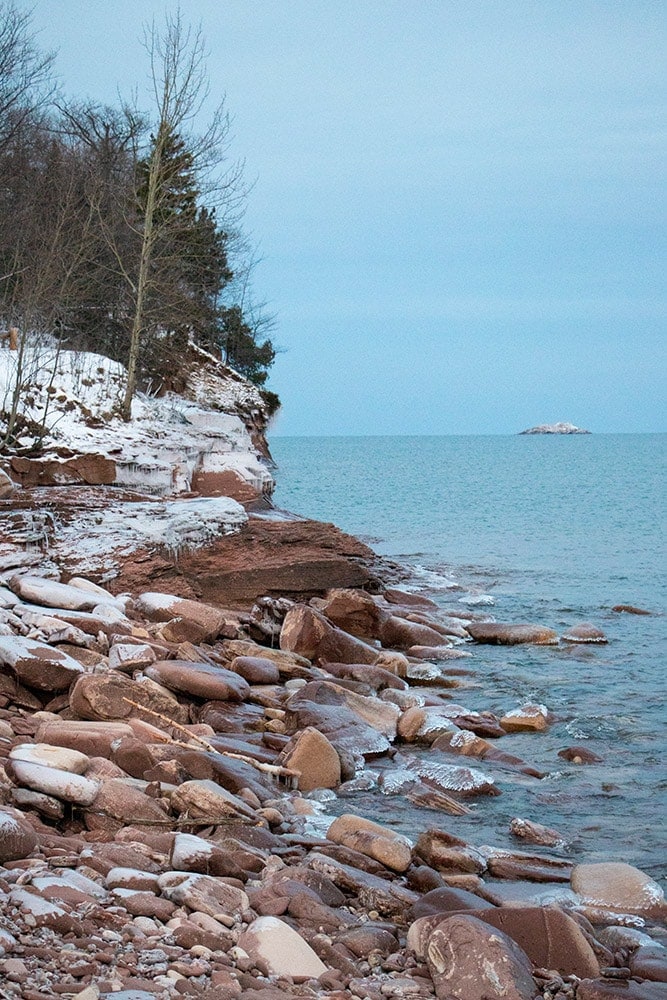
(520, 421), (591, 434)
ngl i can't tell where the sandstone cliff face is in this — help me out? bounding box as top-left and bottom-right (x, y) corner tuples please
(0, 344), (275, 503)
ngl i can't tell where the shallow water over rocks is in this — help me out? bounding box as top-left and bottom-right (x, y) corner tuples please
(271, 433), (667, 878)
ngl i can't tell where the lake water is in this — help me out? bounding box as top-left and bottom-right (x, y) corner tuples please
(269, 434), (666, 878)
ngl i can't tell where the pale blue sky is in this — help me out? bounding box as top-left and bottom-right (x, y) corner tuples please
(22, 1), (666, 433)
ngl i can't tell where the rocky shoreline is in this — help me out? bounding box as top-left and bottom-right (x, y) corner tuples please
(0, 530), (665, 1000)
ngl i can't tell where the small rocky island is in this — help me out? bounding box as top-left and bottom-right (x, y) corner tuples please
(520, 422), (591, 435)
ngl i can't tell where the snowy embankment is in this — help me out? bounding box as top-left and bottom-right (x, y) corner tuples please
(0, 344), (274, 498)
(0, 343), (277, 581)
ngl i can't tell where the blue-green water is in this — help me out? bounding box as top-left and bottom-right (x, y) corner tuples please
(269, 434), (666, 875)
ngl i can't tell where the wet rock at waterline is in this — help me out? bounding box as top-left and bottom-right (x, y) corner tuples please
(466, 621), (559, 645)
(561, 622), (608, 643)
(571, 862), (666, 918)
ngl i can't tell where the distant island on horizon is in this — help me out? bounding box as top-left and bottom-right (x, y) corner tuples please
(519, 422), (591, 435)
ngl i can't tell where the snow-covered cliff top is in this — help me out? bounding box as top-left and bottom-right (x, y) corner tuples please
(0, 344), (275, 498)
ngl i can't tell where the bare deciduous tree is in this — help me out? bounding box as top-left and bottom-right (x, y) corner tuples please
(119, 11), (244, 420)
(0, 0), (55, 146)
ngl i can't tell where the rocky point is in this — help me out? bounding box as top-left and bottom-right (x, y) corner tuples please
(0, 348), (663, 1000)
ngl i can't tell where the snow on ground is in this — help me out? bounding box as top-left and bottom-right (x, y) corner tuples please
(0, 345), (274, 496)
(0, 493), (247, 583)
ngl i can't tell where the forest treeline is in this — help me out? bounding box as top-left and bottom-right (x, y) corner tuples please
(0, 3), (278, 423)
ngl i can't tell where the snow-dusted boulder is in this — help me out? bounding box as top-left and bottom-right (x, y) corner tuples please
(0, 635), (84, 691)
(9, 576), (101, 611)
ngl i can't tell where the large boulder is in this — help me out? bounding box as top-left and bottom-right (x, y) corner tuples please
(326, 814), (412, 872)
(0, 806), (38, 862)
(277, 726), (341, 792)
(465, 906), (599, 978)
(9, 575), (105, 610)
(280, 604), (381, 665)
(318, 588), (384, 639)
(86, 779), (168, 832)
(69, 672), (190, 724)
(8, 759), (100, 806)
(158, 871), (249, 918)
(144, 660), (250, 702)
(237, 916), (327, 981)
(285, 679), (400, 756)
(415, 912), (537, 1000)
(134, 592), (230, 642)
(571, 862), (666, 918)
(170, 779), (258, 823)
(34, 720), (136, 758)
(0, 635), (84, 692)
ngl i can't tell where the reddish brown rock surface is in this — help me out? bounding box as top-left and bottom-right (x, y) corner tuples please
(9, 453), (116, 487)
(111, 515), (379, 607)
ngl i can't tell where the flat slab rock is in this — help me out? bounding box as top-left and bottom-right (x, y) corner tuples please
(466, 622), (559, 645)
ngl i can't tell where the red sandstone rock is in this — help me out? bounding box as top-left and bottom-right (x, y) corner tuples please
(34, 720), (137, 758)
(319, 588), (384, 639)
(571, 862), (666, 918)
(228, 655), (280, 684)
(69, 672), (189, 724)
(85, 778), (169, 832)
(280, 603), (386, 666)
(0, 635), (84, 692)
(0, 806), (38, 862)
(9, 453), (116, 487)
(238, 915), (327, 981)
(414, 830), (486, 875)
(285, 679), (399, 756)
(466, 622), (559, 645)
(327, 813), (412, 873)
(144, 659), (250, 702)
(135, 592), (230, 642)
(558, 745), (603, 764)
(108, 517), (376, 608)
(561, 622), (608, 643)
(379, 614), (451, 649)
(191, 467), (261, 503)
(472, 906), (599, 978)
(420, 913), (537, 1000)
(500, 702), (549, 733)
(509, 816), (566, 847)
(278, 726), (341, 792)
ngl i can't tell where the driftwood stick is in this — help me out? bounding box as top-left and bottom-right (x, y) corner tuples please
(122, 697), (300, 785)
